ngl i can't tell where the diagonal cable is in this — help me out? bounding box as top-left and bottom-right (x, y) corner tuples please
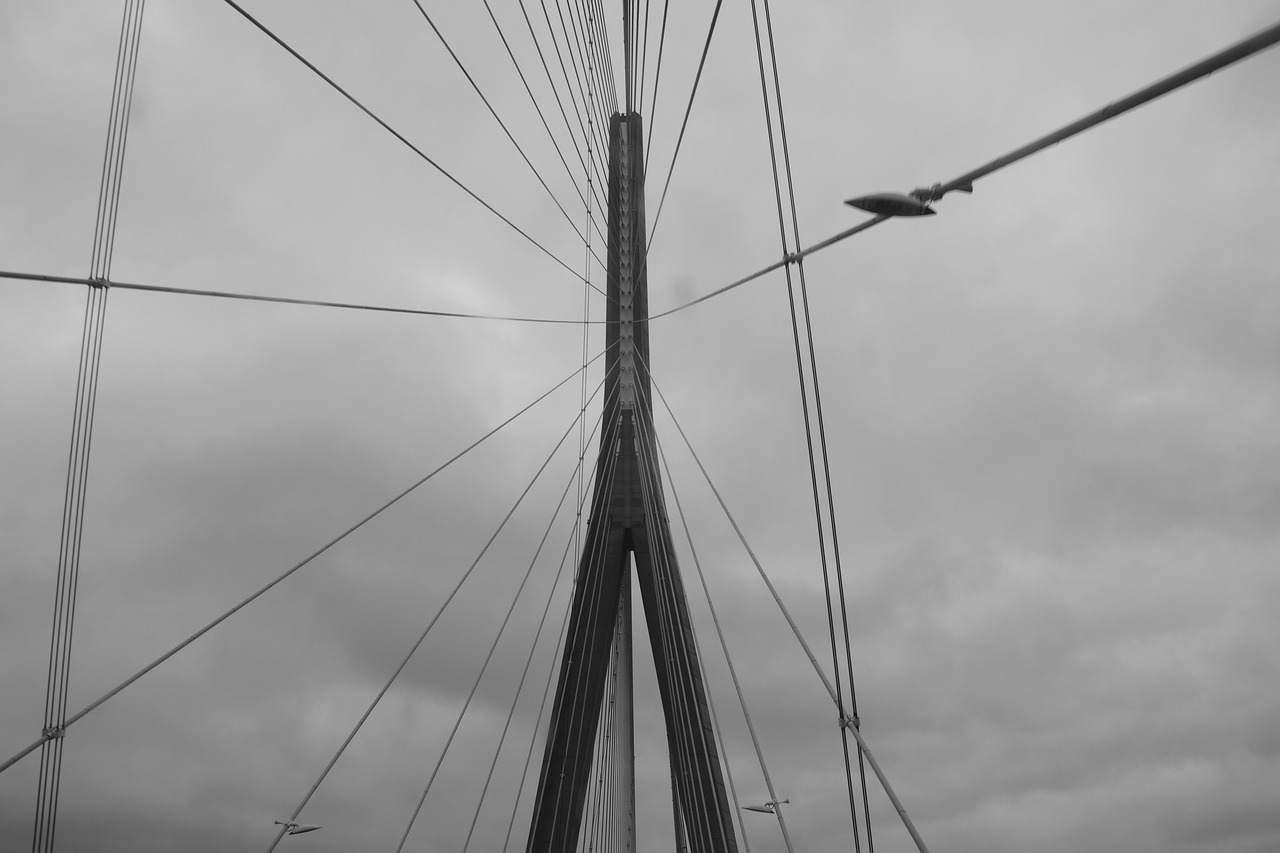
(218, 0), (607, 299)
(1, 269), (614, 325)
(459, 406), (609, 853)
(481, 0), (609, 248)
(650, 16), (1280, 320)
(387, 378), (606, 853)
(643, 0), (671, 173)
(407, 0), (606, 275)
(629, 407), (732, 850)
(743, 0), (865, 843)
(638, 349), (935, 853)
(514, 432), (624, 850)
(1, 346), (613, 778)
(645, 0), (723, 253)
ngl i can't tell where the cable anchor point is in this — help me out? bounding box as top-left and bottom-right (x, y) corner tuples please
(909, 181), (974, 204)
(909, 183), (943, 204)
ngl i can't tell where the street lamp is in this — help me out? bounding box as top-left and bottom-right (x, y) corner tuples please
(274, 820), (322, 835)
(742, 798), (789, 814)
(844, 192), (935, 217)
(844, 181), (973, 217)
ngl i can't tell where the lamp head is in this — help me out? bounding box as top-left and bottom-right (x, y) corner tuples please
(844, 192), (936, 217)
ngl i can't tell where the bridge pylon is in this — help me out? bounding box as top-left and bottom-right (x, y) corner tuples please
(524, 113), (739, 853)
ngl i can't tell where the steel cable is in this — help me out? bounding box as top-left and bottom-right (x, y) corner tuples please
(500, 441), (618, 853)
(387, 381), (607, 853)
(481, 0), (610, 247)
(631, 385), (734, 853)
(459, 403), (609, 853)
(644, 0), (723, 254)
(514, 0), (608, 216)
(1, 269), (617, 325)
(219, 0), (607, 299)
(743, 0), (864, 843)
(407, 0), (606, 275)
(33, 2), (143, 849)
(2, 348), (614, 778)
(637, 351), (935, 853)
(540, 395), (625, 849)
(642, 0), (670, 175)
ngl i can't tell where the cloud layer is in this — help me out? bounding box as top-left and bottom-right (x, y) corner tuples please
(2, 2), (1279, 852)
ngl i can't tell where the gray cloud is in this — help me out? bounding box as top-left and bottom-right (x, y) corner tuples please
(4, 2), (1280, 853)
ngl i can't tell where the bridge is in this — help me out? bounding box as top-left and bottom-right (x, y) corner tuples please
(2, 4), (1279, 853)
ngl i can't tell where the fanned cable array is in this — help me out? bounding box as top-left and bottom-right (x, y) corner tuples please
(4, 5), (1280, 853)
(741, 0), (874, 847)
(31, 3), (145, 852)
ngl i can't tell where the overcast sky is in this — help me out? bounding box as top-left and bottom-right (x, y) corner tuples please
(3, 2), (1280, 852)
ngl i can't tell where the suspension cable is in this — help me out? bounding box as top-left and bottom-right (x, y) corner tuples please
(549, 0), (606, 160)
(33, 3), (144, 850)
(529, 0), (609, 203)
(644, 0), (723, 253)
(535, 442), (621, 852)
(638, 393), (787, 853)
(0, 269), (617, 325)
(634, 419), (727, 851)
(743, 0), (864, 844)
(630, 405), (736, 852)
(574, 0), (601, 641)
(629, 388), (727, 851)
(500, 445), (614, 853)
(651, 16), (1280, 321)
(592, 0), (621, 114)
(638, 351), (934, 853)
(217, 0), (607, 299)
(580, 0), (619, 119)
(542, 396), (625, 849)
(460, 408), (609, 853)
(553, 430), (629, 842)
(1, 347), (613, 778)
(387, 384), (605, 853)
(481, 0), (609, 248)
(636, 0), (651, 120)
(407, 0), (605, 274)
(757, 0), (873, 844)
(643, 415), (755, 853)
(642, 0), (670, 174)
(607, 0), (725, 337)
(512, 0), (607, 218)
(581, 633), (618, 853)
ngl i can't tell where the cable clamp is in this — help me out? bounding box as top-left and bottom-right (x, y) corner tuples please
(42, 726), (65, 740)
(783, 252), (801, 266)
(910, 181), (974, 203)
(909, 183), (943, 204)
(88, 276), (110, 290)
(839, 713), (860, 731)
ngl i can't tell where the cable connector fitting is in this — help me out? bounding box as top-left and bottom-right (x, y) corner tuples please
(783, 252), (801, 266)
(909, 183), (943, 204)
(42, 725), (65, 740)
(910, 181), (974, 203)
(88, 276), (110, 290)
(839, 713), (860, 731)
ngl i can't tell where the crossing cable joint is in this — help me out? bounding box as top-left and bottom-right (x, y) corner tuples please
(838, 713), (860, 731)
